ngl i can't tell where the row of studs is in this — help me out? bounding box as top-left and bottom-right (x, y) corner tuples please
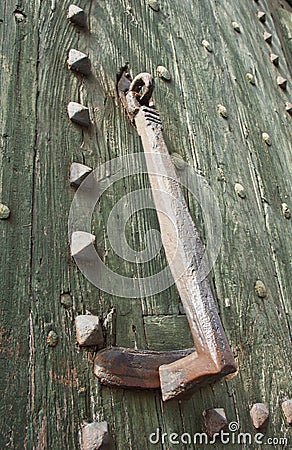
(65, 7), (112, 450)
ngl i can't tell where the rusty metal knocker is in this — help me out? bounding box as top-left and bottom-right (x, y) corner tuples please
(94, 69), (237, 401)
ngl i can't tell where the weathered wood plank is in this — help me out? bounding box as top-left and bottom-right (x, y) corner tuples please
(0, 1), (39, 448)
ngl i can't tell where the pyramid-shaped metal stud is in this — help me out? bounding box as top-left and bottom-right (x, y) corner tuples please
(262, 132), (271, 146)
(285, 102), (292, 114)
(250, 403), (269, 429)
(71, 231), (96, 260)
(257, 11), (266, 23)
(203, 408), (228, 437)
(281, 400), (292, 424)
(80, 422), (112, 450)
(67, 102), (90, 127)
(68, 49), (91, 75)
(270, 53), (279, 66)
(263, 31), (272, 44)
(67, 4), (87, 28)
(75, 315), (104, 347)
(70, 162), (92, 187)
(232, 21), (240, 32)
(0, 203), (10, 219)
(277, 76), (287, 90)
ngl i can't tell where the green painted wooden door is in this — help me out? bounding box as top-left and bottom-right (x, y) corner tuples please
(1, 0), (291, 448)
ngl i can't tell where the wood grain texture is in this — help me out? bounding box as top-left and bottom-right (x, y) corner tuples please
(0, 0), (291, 449)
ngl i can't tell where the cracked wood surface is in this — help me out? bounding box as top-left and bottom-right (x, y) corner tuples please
(0, 0), (291, 449)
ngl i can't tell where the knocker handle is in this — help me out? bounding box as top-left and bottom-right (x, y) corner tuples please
(94, 71), (237, 401)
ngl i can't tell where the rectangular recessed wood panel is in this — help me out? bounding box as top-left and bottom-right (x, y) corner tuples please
(144, 315), (193, 350)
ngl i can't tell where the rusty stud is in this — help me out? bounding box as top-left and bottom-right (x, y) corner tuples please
(281, 203), (291, 219)
(262, 132), (271, 146)
(157, 65), (171, 81)
(67, 4), (87, 28)
(257, 11), (266, 23)
(281, 400), (292, 424)
(277, 76), (287, 90)
(67, 102), (90, 127)
(225, 298), (231, 308)
(202, 39), (212, 52)
(147, 0), (160, 12)
(80, 422), (112, 450)
(263, 31), (272, 44)
(217, 104), (228, 118)
(232, 22), (240, 32)
(0, 203), (10, 220)
(203, 408), (228, 437)
(270, 53), (279, 66)
(71, 231), (96, 261)
(47, 330), (58, 347)
(234, 183), (246, 199)
(255, 280), (267, 298)
(68, 49), (91, 75)
(14, 11), (26, 23)
(246, 73), (255, 85)
(250, 403), (269, 429)
(75, 315), (104, 347)
(285, 102), (292, 114)
(70, 162), (92, 187)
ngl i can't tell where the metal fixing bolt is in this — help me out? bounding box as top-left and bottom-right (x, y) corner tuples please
(255, 280), (267, 298)
(250, 403), (269, 429)
(68, 49), (91, 75)
(232, 22), (240, 32)
(75, 315), (104, 347)
(285, 102), (292, 115)
(80, 422), (112, 450)
(203, 408), (228, 437)
(47, 330), (58, 347)
(225, 298), (231, 308)
(70, 162), (92, 187)
(262, 132), (271, 146)
(67, 4), (87, 28)
(67, 102), (90, 127)
(270, 53), (279, 66)
(71, 231), (96, 261)
(246, 73), (255, 85)
(263, 31), (272, 44)
(277, 76), (287, 90)
(281, 203), (291, 219)
(234, 183), (246, 199)
(157, 65), (171, 81)
(202, 39), (212, 52)
(281, 399), (292, 424)
(217, 104), (228, 118)
(0, 203), (10, 220)
(257, 11), (266, 23)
